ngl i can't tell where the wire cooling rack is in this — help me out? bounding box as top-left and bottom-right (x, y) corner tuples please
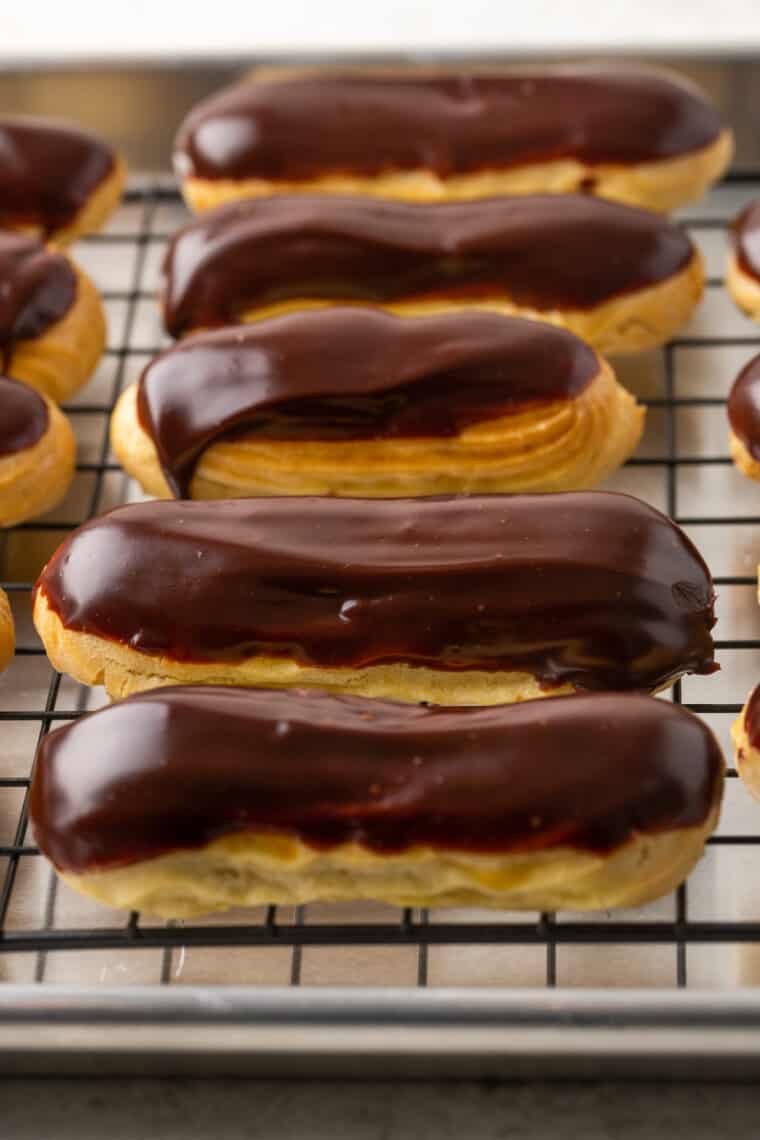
(2, 175), (760, 997)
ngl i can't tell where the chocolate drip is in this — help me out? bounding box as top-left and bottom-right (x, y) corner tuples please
(161, 194), (695, 337)
(0, 233), (76, 363)
(0, 375), (48, 457)
(0, 117), (114, 235)
(30, 687), (724, 872)
(745, 685), (760, 748)
(137, 310), (599, 496)
(732, 200), (760, 284)
(727, 353), (760, 460)
(36, 492), (717, 690)
(174, 67), (723, 182)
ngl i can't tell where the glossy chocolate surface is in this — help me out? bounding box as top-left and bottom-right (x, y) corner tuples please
(727, 353), (760, 460)
(732, 200), (760, 284)
(30, 687), (724, 871)
(161, 194), (695, 337)
(137, 309), (599, 496)
(174, 67), (723, 182)
(0, 375), (48, 457)
(0, 232), (76, 361)
(37, 492), (717, 689)
(0, 117), (114, 235)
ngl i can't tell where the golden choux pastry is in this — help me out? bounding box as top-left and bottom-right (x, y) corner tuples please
(727, 352), (760, 480)
(161, 194), (703, 356)
(733, 686), (760, 802)
(0, 588), (14, 674)
(0, 116), (125, 244)
(32, 493), (716, 705)
(31, 686), (724, 918)
(0, 232), (106, 403)
(0, 375), (75, 527)
(175, 65), (731, 214)
(727, 200), (760, 322)
(111, 310), (644, 500)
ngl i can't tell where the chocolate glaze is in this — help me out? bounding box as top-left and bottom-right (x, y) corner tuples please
(727, 353), (760, 460)
(30, 687), (724, 872)
(0, 232), (76, 364)
(36, 492), (717, 689)
(161, 194), (695, 337)
(732, 200), (760, 284)
(0, 117), (115, 235)
(0, 375), (48, 458)
(745, 685), (760, 748)
(137, 309), (599, 496)
(174, 67), (723, 182)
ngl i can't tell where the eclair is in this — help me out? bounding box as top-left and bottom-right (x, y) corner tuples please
(0, 116), (125, 244)
(0, 588), (14, 673)
(0, 232), (106, 402)
(0, 375), (75, 526)
(33, 492), (717, 704)
(111, 310), (644, 499)
(727, 353), (760, 480)
(174, 66), (732, 214)
(733, 686), (760, 802)
(30, 687), (724, 917)
(161, 194), (703, 355)
(727, 200), (760, 322)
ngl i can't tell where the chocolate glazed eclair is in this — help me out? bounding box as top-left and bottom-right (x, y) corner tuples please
(33, 492), (717, 704)
(174, 65), (732, 213)
(0, 116), (125, 244)
(0, 231), (106, 402)
(0, 375), (75, 526)
(0, 588), (14, 673)
(30, 687), (725, 917)
(733, 685), (760, 802)
(161, 194), (703, 355)
(727, 201), (760, 322)
(111, 310), (644, 499)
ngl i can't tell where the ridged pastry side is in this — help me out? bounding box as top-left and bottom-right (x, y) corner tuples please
(729, 431), (760, 482)
(182, 129), (733, 216)
(726, 252), (760, 324)
(0, 398), (75, 527)
(110, 357), (644, 499)
(33, 588), (574, 705)
(8, 259), (106, 402)
(12, 157), (127, 246)
(58, 815), (720, 919)
(732, 694), (760, 802)
(0, 588), (14, 673)
(229, 254), (704, 357)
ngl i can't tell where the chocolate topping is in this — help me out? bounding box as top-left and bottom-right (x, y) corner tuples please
(0, 117), (115, 235)
(174, 67), (723, 182)
(36, 492), (717, 689)
(0, 232), (76, 363)
(0, 375), (48, 458)
(732, 200), (760, 284)
(30, 687), (724, 872)
(745, 685), (760, 749)
(727, 353), (760, 460)
(161, 194), (695, 337)
(137, 309), (599, 496)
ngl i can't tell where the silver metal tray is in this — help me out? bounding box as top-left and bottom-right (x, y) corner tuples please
(2, 59), (760, 1078)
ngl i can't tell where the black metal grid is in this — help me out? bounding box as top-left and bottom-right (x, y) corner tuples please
(1, 175), (760, 991)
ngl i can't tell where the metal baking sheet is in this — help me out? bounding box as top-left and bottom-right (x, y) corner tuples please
(2, 62), (760, 1076)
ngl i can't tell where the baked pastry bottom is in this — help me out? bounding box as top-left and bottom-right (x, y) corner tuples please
(0, 398), (75, 526)
(110, 357), (644, 499)
(729, 430), (760, 481)
(9, 260), (106, 402)
(0, 588), (14, 673)
(221, 256), (704, 356)
(181, 130), (733, 215)
(726, 252), (760, 323)
(58, 815), (720, 919)
(732, 695), (760, 802)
